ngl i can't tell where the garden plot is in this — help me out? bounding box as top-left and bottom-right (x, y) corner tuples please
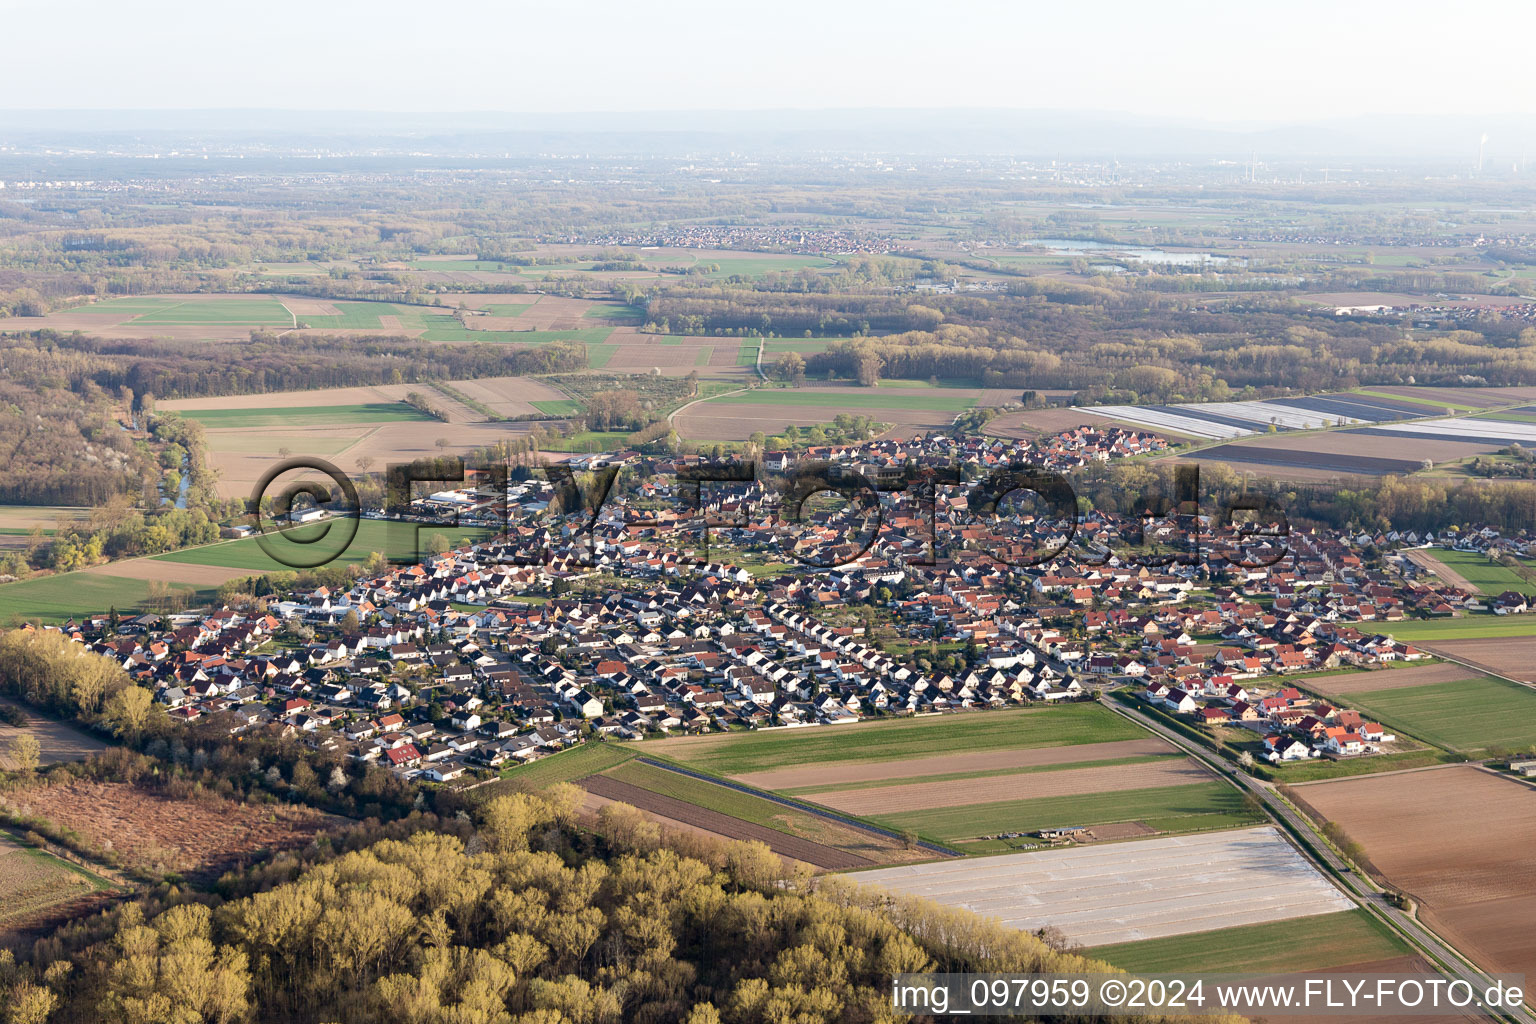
(852, 826), (1352, 946)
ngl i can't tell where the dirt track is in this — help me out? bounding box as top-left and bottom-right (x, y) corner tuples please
(811, 757), (1211, 816)
(579, 775), (871, 870)
(1293, 765), (1536, 982)
(734, 737), (1175, 791)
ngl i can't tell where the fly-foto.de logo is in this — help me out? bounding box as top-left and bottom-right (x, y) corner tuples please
(247, 457), (1291, 573)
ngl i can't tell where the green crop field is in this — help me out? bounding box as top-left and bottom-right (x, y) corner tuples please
(497, 743), (638, 788)
(736, 342), (761, 366)
(1417, 548), (1536, 597)
(870, 781), (1259, 843)
(652, 703), (1146, 776)
(76, 296), (286, 325)
(582, 303), (644, 322)
(763, 340), (836, 355)
(1352, 389), (1479, 412)
(1088, 910), (1407, 974)
(530, 399), (583, 416)
(485, 304), (532, 316)
(1371, 616), (1536, 642)
(127, 298), (294, 325)
(151, 519), (494, 573)
(1340, 676), (1536, 752)
(176, 403), (433, 428)
(0, 573), (210, 625)
(710, 389), (977, 411)
(705, 256), (838, 277)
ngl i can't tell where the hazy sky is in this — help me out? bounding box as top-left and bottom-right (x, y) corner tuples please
(1, 0), (1531, 123)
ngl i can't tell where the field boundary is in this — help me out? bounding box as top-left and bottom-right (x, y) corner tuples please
(634, 757), (961, 857)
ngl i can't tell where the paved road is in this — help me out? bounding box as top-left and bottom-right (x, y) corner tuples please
(1102, 695), (1532, 1024)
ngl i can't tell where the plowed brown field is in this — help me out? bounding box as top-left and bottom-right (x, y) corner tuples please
(1421, 637), (1536, 683)
(734, 737), (1175, 790)
(1293, 766), (1536, 981)
(1298, 663), (1477, 696)
(812, 757), (1211, 816)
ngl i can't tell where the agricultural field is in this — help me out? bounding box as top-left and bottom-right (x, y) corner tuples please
(150, 519), (494, 574)
(865, 779), (1260, 844)
(0, 834), (116, 932)
(1087, 909), (1409, 974)
(119, 297), (294, 325)
(1293, 662), (1479, 697)
(437, 376), (574, 418)
(1186, 440), (1430, 479)
(1373, 615), (1536, 642)
(984, 406), (1142, 441)
(161, 381), (563, 499)
(177, 402), (433, 429)
(0, 571), (210, 626)
(646, 703), (1147, 776)
(707, 388), (981, 412)
(1415, 636), (1536, 683)
(578, 759), (922, 869)
(0, 779), (342, 879)
(1409, 548), (1536, 597)
(735, 736), (1176, 791)
(1357, 416), (1536, 447)
(649, 706), (1255, 845)
(1293, 766), (1536, 982)
(851, 827), (1353, 946)
(1088, 392), (1424, 442)
(0, 506), (90, 532)
(1177, 425), (1509, 480)
(0, 697), (112, 768)
(699, 254), (840, 277)
(806, 757), (1211, 817)
(0, 519), (494, 624)
(673, 385), (1019, 440)
(1328, 676), (1536, 753)
(0, 293), (298, 341)
(495, 742), (639, 790)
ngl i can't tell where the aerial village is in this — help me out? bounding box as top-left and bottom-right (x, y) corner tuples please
(33, 424), (1530, 786)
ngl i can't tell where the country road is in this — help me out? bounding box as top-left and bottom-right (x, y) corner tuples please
(1101, 695), (1533, 1024)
